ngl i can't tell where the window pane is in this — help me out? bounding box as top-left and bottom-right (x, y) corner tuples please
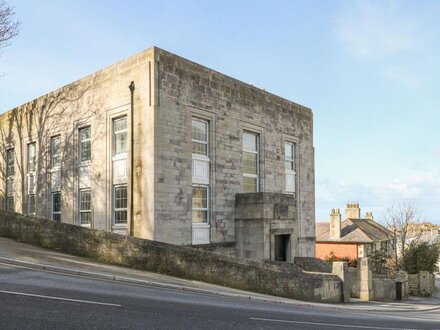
(28, 143), (36, 172)
(6, 197), (14, 211)
(115, 131), (127, 155)
(28, 195), (36, 214)
(80, 212), (91, 225)
(7, 149), (14, 176)
(80, 190), (91, 211)
(53, 214), (61, 222)
(51, 136), (61, 167)
(192, 120), (207, 142)
(115, 210), (127, 224)
(192, 210), (207, 223)
(115, 186), (127, 209)
(80, 127), (91, 141)
(243, 132), (257, 152)
(243, 177), (257, 193)
(80, 127), (91, 162)
(192, 142), (207, 156)
(243, 152), (257, 175)
(114, 117), (127, 132)
(285, 143), (293, 159)
(192, 187), (207, 209)
(285, 160), (294, 171)
(53, 193), (61, 212)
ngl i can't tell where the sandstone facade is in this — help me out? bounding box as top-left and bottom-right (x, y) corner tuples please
(0, 47), (315, 259)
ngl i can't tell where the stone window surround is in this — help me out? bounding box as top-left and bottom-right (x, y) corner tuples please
(189, 108), (216, 244)
(240, 122), (265, 193)
(106, 106), (129, 233)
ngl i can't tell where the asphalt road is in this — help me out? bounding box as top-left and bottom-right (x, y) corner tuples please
(0, 263), (440, 330)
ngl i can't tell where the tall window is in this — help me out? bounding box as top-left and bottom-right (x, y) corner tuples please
(6, 197), (13, 211)
(79, 127), (91, 163)
(52, 192), (61, 222)
(27, 143), (36, 173)
(51, 136), (61, 168)
(79, 189), (92, 225)
(28, 195), (36, 215)
(242, 131), (259, 192)
(192, 119), (208, 156)
(114, 117), (127, 155)
(6, 149), (14, 177)
(114, 185), (127, 224)
(192, 186), (208, 223)
(285, 142), (296, 193)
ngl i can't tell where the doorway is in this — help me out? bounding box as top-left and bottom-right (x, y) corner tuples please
(274, 234), (290, 261)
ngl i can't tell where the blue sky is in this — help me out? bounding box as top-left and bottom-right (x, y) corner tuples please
(2, 0), (440, 224)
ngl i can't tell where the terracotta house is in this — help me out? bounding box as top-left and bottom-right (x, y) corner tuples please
(316, 203), (393, 261)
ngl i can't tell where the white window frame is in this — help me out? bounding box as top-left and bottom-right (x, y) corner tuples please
(113, 184), (128, 226)
(79, 126), (92, 164)
(51, 192), (61, 222)
(79, 189), (92, 226)
(50, 136), (61, 169)
(242, 131), (259, 192)
(285, 142), (296, 193)
(192, 185), (209, 224)
(6, 148), (14, 178)
(27, 194), (36, 215)
(191, 118), (209, 159)
(113, 117), (128, 158)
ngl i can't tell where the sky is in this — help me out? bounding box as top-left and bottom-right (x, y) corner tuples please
(1, 0), (440, 225)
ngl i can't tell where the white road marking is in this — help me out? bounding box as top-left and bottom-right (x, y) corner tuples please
(249, 317), (420, 329)
(0, 290), (121, 307)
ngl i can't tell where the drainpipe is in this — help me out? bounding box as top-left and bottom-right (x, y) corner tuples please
(129, 81), (135, 237)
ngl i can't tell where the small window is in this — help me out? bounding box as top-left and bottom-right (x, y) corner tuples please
(27, 194), (36, 215)
(27, 143), (36, 173)
(52, 192), (61, 222)
(242, 132), (259, 193)
(79, 189), (92, 225)
(6, 197), (14, 211)
(192, 119), (208, 156)
(114, 185), (127, 224)
(192, 186), (208, 223)
(51, 136), (61, 168)
(114, 117), (127, 156)
(6, 149), (14, 177)
(79, 127), (91, 163)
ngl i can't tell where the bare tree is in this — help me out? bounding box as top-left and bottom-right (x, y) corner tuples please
(0, 0), (20, 52)
(385, 200), (421, 270)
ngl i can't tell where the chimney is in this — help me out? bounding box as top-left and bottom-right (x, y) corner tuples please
(345, 203), (361, 219)
(330, 208), (341, 240)
(365, 212), (374, 221)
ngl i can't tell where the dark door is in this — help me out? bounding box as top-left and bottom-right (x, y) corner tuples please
(275, 234), (290, 261)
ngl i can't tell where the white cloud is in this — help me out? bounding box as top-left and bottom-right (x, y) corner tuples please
(335, 1), (416, 58)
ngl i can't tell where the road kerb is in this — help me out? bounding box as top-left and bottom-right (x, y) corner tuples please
(1, 256), (439, 313)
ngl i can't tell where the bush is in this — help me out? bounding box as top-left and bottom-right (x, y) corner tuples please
(370, 249), (389, 274)
(324, 252), (357, 267)
(400, 241), (440, 274)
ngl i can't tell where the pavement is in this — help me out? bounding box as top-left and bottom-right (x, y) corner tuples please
(0, 236), (439, 313)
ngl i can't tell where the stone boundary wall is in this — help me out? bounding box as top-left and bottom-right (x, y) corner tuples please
(294, 257), (332, 273)
(0, 211), (342, 303)
(408, 272), (436, 296)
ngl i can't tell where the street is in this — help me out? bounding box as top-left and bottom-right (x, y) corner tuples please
(1, 262), (440, 330)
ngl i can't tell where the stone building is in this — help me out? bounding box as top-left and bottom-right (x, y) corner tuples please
(316, 203), (393, 261)
(0, 47), (316, 261)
